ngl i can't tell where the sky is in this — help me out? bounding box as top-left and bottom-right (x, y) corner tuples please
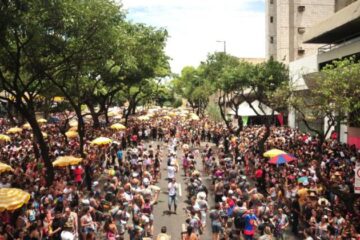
(121, 0), (265, 74)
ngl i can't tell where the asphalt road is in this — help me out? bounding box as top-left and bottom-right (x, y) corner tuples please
(152, 141), (212, 239)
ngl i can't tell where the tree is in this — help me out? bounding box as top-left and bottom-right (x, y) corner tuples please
(199, 52), (248, 134)
(288, 57), (360, 212)
(0, 0), (65, 185)
(173, 66), (212, 116)
(243, 58), (289, 153)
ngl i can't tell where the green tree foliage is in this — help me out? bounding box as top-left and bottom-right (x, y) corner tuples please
(0, 0), (169, 184)
(290, 57), (360, 142)
(173, 66), (212, 116)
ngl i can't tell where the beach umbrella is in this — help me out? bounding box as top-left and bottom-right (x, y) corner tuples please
(113, 115), (122, 120)
(0, 188), (31, 212)
(53, 156), (82, 167)
(268, 154), (296, 165)
(263, 149), (286, 158)
(65, 131), (78, 139)
(6, 127), (22, 134)
(68, 126), (78, 132)
(91, 137), (112, 145)
(0, 162), (14, 173)
(22, 123), (31, 129)
(53, 96), (65, 103)
(189, 114), (200, 121)
(138, 116), (150, 121)
(0, 134), (11, 142)
(110, 123), (126, 131)
(37, 118), (47, 124)
(69, 120), (78, 127)
(163, 116), (172, 120)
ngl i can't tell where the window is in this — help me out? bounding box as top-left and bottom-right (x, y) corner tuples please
(270, 36), (274, 44)
(298, 5), (305, 12)
(270, 0), (274, 4)
(298, 47), (305, 55)
(298, 27), (306, 34)
(270, 16), (274, 23)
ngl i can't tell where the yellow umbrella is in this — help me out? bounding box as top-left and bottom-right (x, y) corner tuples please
(91, 137), (112, 145)
(69, 120), (78, 127)
(0, 188), (31, 212)
(53, 96), (65, 102)
(110, 123), (126, 131)
(108, 111), (118, 117)
(0, 162), (14, 173)
(138, 116), (150, 121)
(168, 112), (177, 117)
(163, 116), (172, 120)
(0, 134), (11, 142)
(189, 114), (200, 121)
(65, 131), (78, 139)
(6, 127), (22, 134)
(22, 123), (31, 129)
(263, 149), (287, 158)
(68, 126), (77, 132)
(52, 156), (82, 167)
(113, 115), (122, 120)
(37, 118), (47, 124)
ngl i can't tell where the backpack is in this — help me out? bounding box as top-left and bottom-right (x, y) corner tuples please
(234, 213), (246, 229)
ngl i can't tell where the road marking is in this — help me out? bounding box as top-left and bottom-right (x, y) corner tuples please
(179, 183), (182, 197)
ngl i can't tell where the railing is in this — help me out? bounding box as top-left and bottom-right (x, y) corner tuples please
(318, 32), (360, 54)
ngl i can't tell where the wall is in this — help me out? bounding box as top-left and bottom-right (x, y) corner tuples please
(289, 54), (319, 90)
(266, 0), (335, 64)
(335, 0), (358, 12)
(348, 127), (360, 148)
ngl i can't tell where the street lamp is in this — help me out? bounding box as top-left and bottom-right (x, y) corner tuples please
(216, 40), (226, 54)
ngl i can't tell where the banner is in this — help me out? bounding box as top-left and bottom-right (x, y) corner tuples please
(277, 113), (284, 126)
(355, 166), (360, 194)
(242, 116), (249, 126)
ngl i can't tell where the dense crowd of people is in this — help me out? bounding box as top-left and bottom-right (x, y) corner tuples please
(0, 108), (359, 240)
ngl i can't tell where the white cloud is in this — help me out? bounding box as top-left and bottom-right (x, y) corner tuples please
(120, 0), (265, 73)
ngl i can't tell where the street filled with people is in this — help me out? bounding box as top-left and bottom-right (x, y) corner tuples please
(0, 107), (359, 240)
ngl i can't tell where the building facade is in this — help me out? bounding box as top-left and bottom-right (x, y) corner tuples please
(288, 0), (360, 147)
(265, 0), (335, 64)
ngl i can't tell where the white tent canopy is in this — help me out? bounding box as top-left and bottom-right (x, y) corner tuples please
(228, 100), (278, 116)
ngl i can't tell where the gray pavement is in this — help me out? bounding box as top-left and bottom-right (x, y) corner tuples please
(152, 141), (212, 239)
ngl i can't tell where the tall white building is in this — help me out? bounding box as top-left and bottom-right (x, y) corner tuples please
(265, 0), (335, 64)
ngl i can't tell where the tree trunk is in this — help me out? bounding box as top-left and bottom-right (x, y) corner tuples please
(104, 106), (110, 124)
(258, 123), (270, 154)
(218, 96), (233, 134)
(6, 102), (17, 126)
(75, 107), (86, 158)
(16, 102), (54, 185)
(87, 103), (100, 129)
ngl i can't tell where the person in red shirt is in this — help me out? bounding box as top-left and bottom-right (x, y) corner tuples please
(73, 165), (84, 187)
(255, 166), (265, 192)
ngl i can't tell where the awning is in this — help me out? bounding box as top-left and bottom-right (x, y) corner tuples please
(228, 100), (278, 116)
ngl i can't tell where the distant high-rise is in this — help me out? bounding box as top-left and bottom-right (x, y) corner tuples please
(265, 0), (335, 64)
